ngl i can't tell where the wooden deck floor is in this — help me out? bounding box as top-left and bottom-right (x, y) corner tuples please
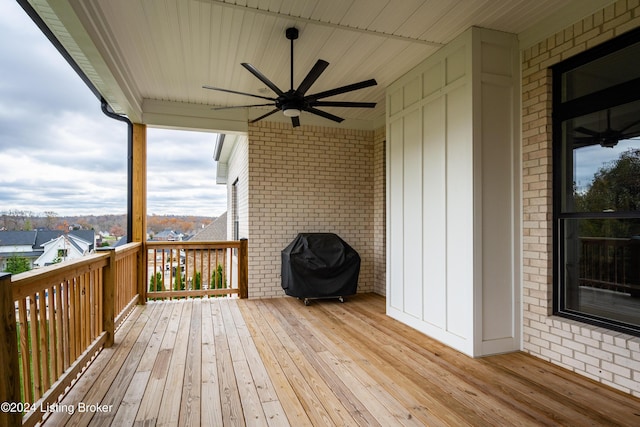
(43, 294), (640, 426)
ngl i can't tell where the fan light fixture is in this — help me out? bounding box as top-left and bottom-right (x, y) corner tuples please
(283, 108), (301, 117)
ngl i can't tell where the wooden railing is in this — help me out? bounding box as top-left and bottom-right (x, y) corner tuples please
(579, 237), (640, 296)
(0, 242), (141, 427)
(145, 239), (248, 300)
(109, 244), (141, 328)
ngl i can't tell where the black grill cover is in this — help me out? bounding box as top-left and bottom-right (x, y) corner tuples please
(281, 233), (360, 298)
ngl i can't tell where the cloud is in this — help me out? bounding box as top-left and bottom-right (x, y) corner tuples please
(0, 1), (226, 218)
(147, 128), (226, 216)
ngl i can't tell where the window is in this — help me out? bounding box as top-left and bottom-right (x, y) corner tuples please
(552, 28), (640, 335)
(232, 179), (239, 241)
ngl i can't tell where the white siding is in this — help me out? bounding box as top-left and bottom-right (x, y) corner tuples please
(386, 27), (520, 357)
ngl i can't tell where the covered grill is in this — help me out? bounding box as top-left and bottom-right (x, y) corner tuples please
(281, 233), (360, 304)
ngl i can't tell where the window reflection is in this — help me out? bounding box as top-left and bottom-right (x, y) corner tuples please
(562, 100), (640, 213)
(562, 218), (640, 326)
(562, 41), (640, 102)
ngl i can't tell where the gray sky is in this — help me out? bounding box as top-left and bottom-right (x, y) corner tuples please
(0, 1), (226, 217)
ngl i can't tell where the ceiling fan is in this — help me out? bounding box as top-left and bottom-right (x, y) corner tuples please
(203, 27), (377, 127)
(573, 109), (640, 149)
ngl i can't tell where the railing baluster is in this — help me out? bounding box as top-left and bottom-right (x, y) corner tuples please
(61, 279), (70, 370)
(84, 271), (91, 348)
(38, 289), (50, 392)
(70, 278), (77, 362)
(18, 298), (31, 403)
(102, 248), (116, 347)
(29, 293), (41, 400)
(47, 285), (57, 384)
(55, 282), (64, 378)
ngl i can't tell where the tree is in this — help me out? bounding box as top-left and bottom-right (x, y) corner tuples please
(211, 264), (227, 297)
(194, 271), (202, 290)
(149, 272), (163, 292)
(110, 224), (125, 238)
(4, 255), (31, 274)
(575, 148), (640, 238)
(174, 271), (185, 291)
(44, 211), (58, 230)
(192, 271), (202, 299)
(576, 148), (640, 212)
(0, 210), (33, 230)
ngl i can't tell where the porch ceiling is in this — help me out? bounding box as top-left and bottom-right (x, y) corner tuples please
(26, 0), (615, 132)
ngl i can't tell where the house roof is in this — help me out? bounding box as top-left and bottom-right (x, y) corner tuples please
(0, 231), (37, 246)
(40, 234), (89, 254)
(114, 236), (128, 247)
(21, 0), (616, 133)
(191, 212), (228, 242)
(0, 230), (95, 251)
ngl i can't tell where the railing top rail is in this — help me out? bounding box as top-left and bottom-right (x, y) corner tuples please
(11, 251), (110, 300)
(109, 242), (143, 260)
(145, 240), (242, 249)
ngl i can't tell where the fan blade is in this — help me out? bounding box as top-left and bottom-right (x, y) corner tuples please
(296, 60), (329, 96)
(619, 117), (640, 133)
(304, 107), (344, 123)
(202, 85), (276, 102)
(212, 103), (274, 111)
(306, 79), (377, 101)
(249, 108), (280, 123)
(573, 126), (600, 137)
(291, 116), (300, 127)
(572, 137), (599, 148)
(310, 101), (376, 108)
(573, 141), (598, 149)
(241, 63), (284, 96)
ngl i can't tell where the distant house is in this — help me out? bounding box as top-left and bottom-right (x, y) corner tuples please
(151, 229), (182, 241)
(34, 232), (94, 267)
(0, 230), (95, 270)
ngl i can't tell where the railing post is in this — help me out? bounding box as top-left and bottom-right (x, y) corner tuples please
(101, 248), (116, 347)
(239, 239), (249, 299)
(0, 273), (21, 426)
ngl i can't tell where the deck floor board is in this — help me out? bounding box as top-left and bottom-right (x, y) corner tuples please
(44, 294), (640, 426)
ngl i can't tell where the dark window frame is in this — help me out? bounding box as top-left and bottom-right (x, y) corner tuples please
(552, 27), (640, 336)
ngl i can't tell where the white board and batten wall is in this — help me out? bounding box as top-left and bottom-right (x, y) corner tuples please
(386, 27), (521, 357)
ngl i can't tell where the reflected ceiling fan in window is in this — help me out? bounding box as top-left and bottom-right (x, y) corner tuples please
(203, 27), (377, 128)
(573, 109), (640, 148)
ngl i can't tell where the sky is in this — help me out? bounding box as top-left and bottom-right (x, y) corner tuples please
(0, 1), (226, 218)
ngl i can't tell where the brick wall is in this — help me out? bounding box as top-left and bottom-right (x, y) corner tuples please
(522, 0), (640, 396)
(247, 121), (377, 299)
